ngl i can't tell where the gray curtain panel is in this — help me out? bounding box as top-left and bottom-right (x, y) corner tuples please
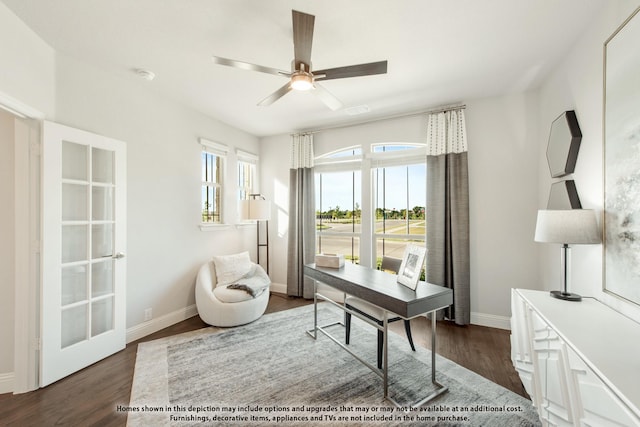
(286, 167), (316, 298)
(426, 109), (470, 325)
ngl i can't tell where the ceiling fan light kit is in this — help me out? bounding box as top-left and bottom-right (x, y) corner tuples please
(290, 70), (313, 91)
(211, 9), (387, 109)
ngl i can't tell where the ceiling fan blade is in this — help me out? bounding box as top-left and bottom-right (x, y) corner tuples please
(257, 83), (293, 107)
(312, 83), (343, 111)
(292, 10), (314, 70)
(212, 56), (290, 77)
(314, 60), (388, 81)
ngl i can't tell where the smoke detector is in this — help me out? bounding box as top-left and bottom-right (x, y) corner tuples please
(135, 68), (155, 81)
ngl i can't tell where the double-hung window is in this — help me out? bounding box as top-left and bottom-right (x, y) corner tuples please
(200, 138), (228, 224)
(237, 149), (258, 202)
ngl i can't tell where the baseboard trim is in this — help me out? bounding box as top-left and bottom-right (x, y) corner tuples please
(270, 282), (287, 295)
(471, 312), (511, 330)
(126, 283), (292, 344)
(0, 372), (15, 394)
(126, 304), (198, 344)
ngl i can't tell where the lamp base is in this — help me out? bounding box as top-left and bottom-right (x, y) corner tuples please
(550, 290), (582, 302)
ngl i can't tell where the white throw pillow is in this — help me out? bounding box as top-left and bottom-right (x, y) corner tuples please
(212, 251), (252, 286)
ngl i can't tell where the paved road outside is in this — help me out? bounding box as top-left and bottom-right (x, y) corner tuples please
(317, 219), (425, 261)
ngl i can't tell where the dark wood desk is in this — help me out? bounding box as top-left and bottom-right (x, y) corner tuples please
(304, 262), (453, 407)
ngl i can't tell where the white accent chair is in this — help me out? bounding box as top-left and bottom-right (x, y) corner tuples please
(195, 259), (269, 327)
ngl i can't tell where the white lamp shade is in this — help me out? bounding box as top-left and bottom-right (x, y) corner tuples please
(534, 209), (601, 244)
(240, 198), (271, 221)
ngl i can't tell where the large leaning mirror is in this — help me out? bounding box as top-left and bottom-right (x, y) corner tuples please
(603, 6), (640, 305)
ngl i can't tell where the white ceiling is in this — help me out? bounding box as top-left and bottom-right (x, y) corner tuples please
(3, 0), (605, 136)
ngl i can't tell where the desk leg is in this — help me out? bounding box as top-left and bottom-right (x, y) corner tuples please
(308, 279), (318, 340)
(431, 310), (437, 383)
(410, 310), (447, 407)
(343, 292), (347, 342)
(383, 311), (389, 399)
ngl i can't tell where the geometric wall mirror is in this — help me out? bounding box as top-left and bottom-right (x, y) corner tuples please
(546, 110), (582, 178)
(547, 180), (582, 209)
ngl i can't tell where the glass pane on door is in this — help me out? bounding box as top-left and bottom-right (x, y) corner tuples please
(62, 183), (88, 221)
(91, 224), (113, 259)
(92, 261), (113, 297)
(92, 147), (114, 184)
(92, 186), (113, 221)
(62, 141), (88, 181)
(61, 305), (87, 348)
(61, 265), (87, 305)
(91, 297), (113, 337)
(62, 225), (88, 263)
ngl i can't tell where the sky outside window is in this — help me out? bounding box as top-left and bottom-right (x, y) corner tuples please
(376, 164), (426, 214)
(316, 170), (362, 216)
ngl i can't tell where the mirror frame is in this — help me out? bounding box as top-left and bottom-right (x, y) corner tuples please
(548, 180), (581, 210)
(546, 110), (582, 178)
(602, 6), (640, 306)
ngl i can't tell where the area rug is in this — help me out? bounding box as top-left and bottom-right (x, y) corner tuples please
(126, 304), (540, 426)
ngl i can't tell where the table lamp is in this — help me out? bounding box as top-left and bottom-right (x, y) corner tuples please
(534, 209), (601, 301)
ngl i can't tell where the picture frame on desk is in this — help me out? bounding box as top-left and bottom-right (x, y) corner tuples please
(397, 245), (426, 290)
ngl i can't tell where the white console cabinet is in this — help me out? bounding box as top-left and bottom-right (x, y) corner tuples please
(511, 289), (640, 426)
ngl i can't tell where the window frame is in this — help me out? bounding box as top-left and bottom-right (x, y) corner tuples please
(314, 142), (427, 268)
(371, 143), (427, 263)
(237, 149), (258, 201)
(315, 147), (363, 263)
(199, 138), (228, 229)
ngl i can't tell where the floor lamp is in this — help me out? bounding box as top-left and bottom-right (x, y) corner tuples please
(241, 194), (271, 274)
(534, 209), (601, 301)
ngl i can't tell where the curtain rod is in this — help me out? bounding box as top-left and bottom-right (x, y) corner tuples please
(290, 103), (466, 136)
(424, 103), (466, 115)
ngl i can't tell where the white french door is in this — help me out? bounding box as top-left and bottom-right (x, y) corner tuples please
(41, 121), (126, 387)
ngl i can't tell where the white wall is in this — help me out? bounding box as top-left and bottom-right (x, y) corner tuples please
(53, 53), (260, 328)
(259, 133), (293, 291)
(466, 93), (541, 322)
(0, 2), (55, 117)
(536, 0), (640, 323)
(261, 94), (540, 326)
(0, 111), (15, 377)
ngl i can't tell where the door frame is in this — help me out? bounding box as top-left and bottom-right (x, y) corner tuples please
(2, 91), (44, 394)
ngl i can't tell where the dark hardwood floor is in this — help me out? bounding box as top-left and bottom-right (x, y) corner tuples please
(0, 293), (527, 426)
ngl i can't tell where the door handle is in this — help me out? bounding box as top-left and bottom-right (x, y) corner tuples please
(112, 252), (126, 260)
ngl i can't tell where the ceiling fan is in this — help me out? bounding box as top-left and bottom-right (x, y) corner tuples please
(211, 10), (388, 110)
